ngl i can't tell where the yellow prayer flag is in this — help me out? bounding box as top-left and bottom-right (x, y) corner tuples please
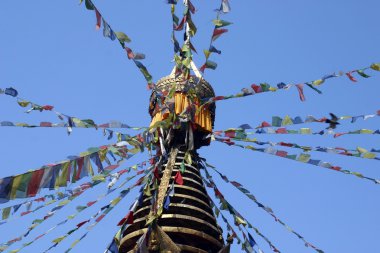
(363, 152), (376, 159)
(300, 128), (312, 134)
(111, 197), (121, 206)
(360, 129), (374, 134)
(10, 175), (23, 199)
(312, 79), (324, 85)
(282, 115), (293, 126)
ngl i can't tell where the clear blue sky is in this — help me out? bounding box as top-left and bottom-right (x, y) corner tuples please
(1, 1), (379, 252)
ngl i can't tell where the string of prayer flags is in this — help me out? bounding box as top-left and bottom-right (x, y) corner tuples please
(11, 169), (148, 253)
(205, 164), (324, 252)
(199, 63), (380, 106)
(1, 87), (57, 114)
(0, 180), (103, 251)
(49, 173), (148, 253)
(254, 110), (380, 129)
(201, 0), (232, 73)
(0, 120), (147, 131)
(214, 126), (380, 138)
(0, 186), (83, 225)
(0, 143), (133, 203)
(229, 137), (379, 161)
(216, 139), (380, 185)
(80, 0), (153, 86)
(202, 172), (282, 253)
(209, 197), (243, 245)
(215, 129), (380, 160)
(0, 159), (149, 225)
(1, 86), (116, 135)
(167, 0), (198, 78)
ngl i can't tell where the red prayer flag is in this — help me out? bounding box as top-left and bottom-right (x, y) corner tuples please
(118, 169), (129, 176)
(200, 63), (206, 73)
(175, 171), (183, 185)
(316, 117), (327, 122)
(104, 165), (119, 171)
(117, 211), (134, 226)
(279, 142), (293, 147)
(40, 122), (52, 127)
(295, 84), (306, 101)
(21, 211), (32, 216)
(95, 214), (105, 223)
(134, 176), (145, 186)
(224, 131), (236, 138)
(230, 181), (242, 187)
(35, 197), (46, 202)
(174, 16), (186, 31)
(154, 167), (160, 180)
(276, 128), (287, 134)
(212, 96), (225, 101)
(42, 105), (54, 111)
(27, 169), (45, 197)
(334, 133), (346, 138)
(188, 0), (196, 14)
(212, 28), (228, 41)
(276, 150), (288, 157)
(125, 46), (135, 60)
(95, 9), (102, 30)
(87, 201), (97, 207)
(75, 157), (84, 181)
(77, 220), (89, 228)
(346, 71), (358, 82)
(35, 234), (45, 240)
(331, 166), (341, 171)
(259, 121), (271, 128)
(251, 84), (262, 93)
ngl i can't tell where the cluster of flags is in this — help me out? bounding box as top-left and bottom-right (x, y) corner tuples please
(0, 161), (149, 252)
(216, 139), (380, 184)
(0, 144), (130, 203)
(201, 0), (231, 73)
(199, 63), (380, 107)
(206, 164), (325, 252)
(80, 0), (153, 86)
(168, 0), (198, 79)
(201, 168), (281, 253)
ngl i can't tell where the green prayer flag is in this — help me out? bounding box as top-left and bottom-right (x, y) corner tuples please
(76, 206), (87, 212)
(272, 116), (282, 127)
(286, 154), (297, 160)
(180, 161), (186, 173)
(260, 83), (270, 92)
(357, 69), (370, 78)
(84, 0), (94, 10)
(204, 60), (217, 70)
(115, 32), (131, 43)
